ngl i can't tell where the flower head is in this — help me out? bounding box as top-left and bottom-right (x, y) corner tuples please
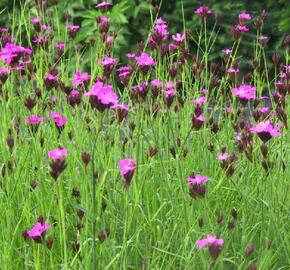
(187, 174), (208, 185)
(232, 84), (256, 103)
(95, 1), (112, 11)
(71, 71), (90, 86)
(26, 115), (44, 125)
(118, 158), (137, 188)
(135, 53), (156, 71)
(48, 148), (68, 160)
(25, 220), (51, 243)
(194, 6), (212, 20)
(250, 121), (281, 142)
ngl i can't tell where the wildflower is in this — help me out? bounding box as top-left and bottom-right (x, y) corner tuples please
(84, 80), (119, 112)
(68, 90), (82, 107)
(44, 73), (58, 90)
(96, 17), (111, 33)
(31, 17), (42, 32)
(26, 115), (43, 125)
(71, 71), (90, 86)
(164, 88), (176, 108)
(150, 79), (163, 97)
(222, 48), (232, 55)
(250, 120), (281, 142)
(25, 220), (51, 243)
(135, 53), (156, 74)
(191, 114), (205, 130)
(131, 82), (149, 102)
(55, 42), (65, 57)
(196, 234), (224, 260)
(117, 66), (131, 85)
(238, 13), (252, 25)
(99, 55), (117, 77)
(67, 25), (80, 39)
(259, 35), (269, 46)
(0, 43), (32, 66)
(194, 6), (213, 20)
(111, 103), (129, 122)
(118, 158), (137, 188)
(53, 116), (67, 133)
(48, 148), (68, 180)
(149, 18), (169, 47)
(95, 1), (112, 11)
(0, 67), (9, 83)
(48, 148), (68, 160)
(172, 33), (185, 45)
(216, 152), (237, 176)
(187, 173), (208, 199)
(236, 24), (249, 32)
(232, 84), (256, 104)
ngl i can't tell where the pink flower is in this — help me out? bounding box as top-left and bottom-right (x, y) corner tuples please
(67, 25), (80, 38)
(71, 71), (90, 86)
(0, 43), (32, 65)
(95, 1), (112, 11)
(191, 96), (207, 105)
(222, 48), (232, 55)
(135, 53), (156, 66)
(48, 148), (68, 160)
(172, 33), (185, 44)
(250, 121), (281, 142)
(194, 6), (212, 20)
(226, 68), (239, 73)
(187, 174), (208, 185)
(111, 104), (129, 122)
(54, 116), (67, 127)
(27, 221), (50, 238)
(55, 42), (65, 49)
(26, 115), (44, 125)
(84, 81), (119, 112)
(236, 24), (249, 32)
(238, 13), (252, 21)
(118, 158), (137, 175)
(31, 17), (42, 23)
(196, 234), (224, 249)
(216, 152), (230, 160)
(49, 111), (62, 119)
(118, 158), (137, 188)
(232, 84), (256, 102)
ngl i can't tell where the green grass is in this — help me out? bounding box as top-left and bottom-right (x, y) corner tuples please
(0, 1), (289, 269)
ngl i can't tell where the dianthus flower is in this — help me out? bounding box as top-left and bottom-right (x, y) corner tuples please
(196, 234), (224, 260)
(250, 120), (281, 142)
(118, 158), (137, 188)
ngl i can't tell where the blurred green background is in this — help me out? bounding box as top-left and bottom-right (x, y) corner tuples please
(1, 0), (289, 60)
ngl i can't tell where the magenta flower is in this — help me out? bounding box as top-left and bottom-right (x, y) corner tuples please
(226, 68), (239, 73)
(0, 43), (32, 66)
(232, 84), (256, 104)
(31, 17), (42, 24)
(216, 152), (230, 161)
(172, 33), (185, 44)
(135, 53), (156, 73)
(117, 66), (131, 85)
(71, 71), (90, 86)
(239, 13), (252, 25)
(48, 148), (68, 160)
(250, 121), (281, 142)
(187, 174), (208, 185)
(111, 104), (129, 122)
(26, 115), (44, 125)
(118, 158), (137, 188)
(68, 90), (82, 106)
(194, 6), (212, 20)
(54, 116), (67, 127)
(191, 114), (205, 130)
(149, 18), (169, 47)
(99, 55), (117, 77)
(95, 1), (112, 11)
(236, 24), (249, 32)
(44, 73), (58, 90)
(222, 48), (232, 55)
(187, 173), (208, 199)
(191, 96), (207, 105)
(196, 234), (224, 260)
(48, 148), (67, 180)
(96, 17), (111, 33)
(49, 111), (62, 119)
(67, 25), (80, 38)
(84, 81), (119, 112)
(26, 220), (51, 243)
(196, 234), (224, 249)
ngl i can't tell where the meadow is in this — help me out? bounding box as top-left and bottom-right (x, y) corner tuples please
(0, 1), (289, 269)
